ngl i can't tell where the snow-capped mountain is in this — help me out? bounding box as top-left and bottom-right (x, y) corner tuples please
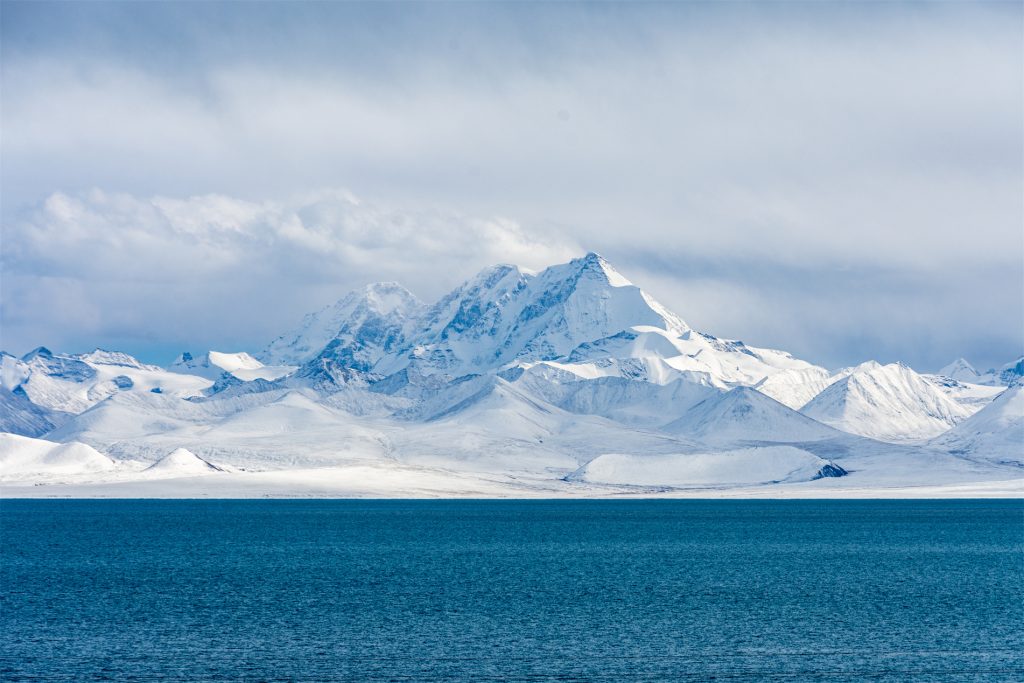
(407, 254), (690, 374)
(2, 347), (211, 415)
(931, 385), (1023, 466)
(307, 254), (696, 381)
(923, 374), (1006, 411)
(261, 282), (424, 367)
(1, 253), (1021, 497)
(143, 448), (226, 477)
(267, 253), (830, 398)
(938, 358), (982, 383)
(170, 351), (295, 382)
(753, 366), (836, 410)
(936, 356), (1024, 387)
(663, 386), (841, 444)
(801, 361), (971, 442)
(997, 357), (1024, 386)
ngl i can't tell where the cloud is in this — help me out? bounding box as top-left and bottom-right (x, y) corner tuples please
(0, 2), (1020, 369)
(2, 5), (1018, 270)
(2, 185), (1019, 373)
(1, 189), (580, 359)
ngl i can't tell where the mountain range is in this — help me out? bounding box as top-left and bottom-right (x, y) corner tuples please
(2, 253), (1021, 497)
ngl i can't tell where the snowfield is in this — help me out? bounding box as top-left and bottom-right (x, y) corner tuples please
(2, 253), (1021, 498)
(570, 447), (844, 488)
(0, 433), (115, 480)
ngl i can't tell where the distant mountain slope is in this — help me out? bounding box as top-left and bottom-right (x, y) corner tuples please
(998, 357), (1024, 386)
(663, 386), (840, 444)
(0, 386), (67, 437)
(261, 282), (424, 366)
(504, 361), (720, 428)
(923, 374), (1005, 412)
(802, 362), (969, 442)
(171, 351), (295, 381)
(0, 347), (212, 422)
(938, 358), (982, 383)
(931, 386), (1023, 466)
(753, 367), (836, 410)
(937, 355), (1024, 387)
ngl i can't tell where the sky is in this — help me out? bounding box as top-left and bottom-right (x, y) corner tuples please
(1, 1), (1021, 372)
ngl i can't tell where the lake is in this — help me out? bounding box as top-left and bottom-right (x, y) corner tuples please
(1, 500), (1021, 681)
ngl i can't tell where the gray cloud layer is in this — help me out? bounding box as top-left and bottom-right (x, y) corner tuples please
(1, 2), (1021, 370)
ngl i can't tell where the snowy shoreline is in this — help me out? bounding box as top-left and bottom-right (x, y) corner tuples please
(3, 469), (1021, 500)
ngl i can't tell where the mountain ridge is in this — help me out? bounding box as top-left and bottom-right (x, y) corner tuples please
(1, 253), (1021, 496)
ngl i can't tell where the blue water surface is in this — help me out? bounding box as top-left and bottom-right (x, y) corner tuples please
(1, 499), (1022, 681)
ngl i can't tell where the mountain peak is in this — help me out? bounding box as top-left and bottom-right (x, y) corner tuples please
(939, 357), (979, 380)
(570, 252), (633, 287)
(357, 282), (423, 315)
(803, 361), (969, 442)
(171, 350), (293, 381)
(144, 448), (224, 476)
(461, 263), (530, 291)
(77, 349), (148, 369)
(22, 347), (53, 361)
(266, 253), (699, 378)
(998, 356), (1024, 386)
(663, 385), (838, 444)
(260, 282), (424, 366)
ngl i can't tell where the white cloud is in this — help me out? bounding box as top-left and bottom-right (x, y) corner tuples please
(2, 15), (1018, 273)
(1, 189), (580, 358)
(0, 2), (1020, 369)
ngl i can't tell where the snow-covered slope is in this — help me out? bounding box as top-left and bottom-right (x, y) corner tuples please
(275, 254), (832, 416)
(0, 387), (66, 437)
(0, 433), (114, 480)
(931, 386), (1023, 466)
(754, 367), (836, 410)
(1, 347), (211, 417)
(571, 447), (846, 488)
(265, 254), (826, 392)
(143, 448), (225, 477)
(997, 357), (1024, 386)
(939, 356), (1024, 386)
(923, 374), (1005, 412)
(261, 282), (424, 366)
(370, 254), (691, 380)
(663, 386), (841, 444)
(504, 361), (720, 428)
(2, 348), (103, 413)
(171, 351), (295, 381)
(802, 362), (970, 442)
(938, 358), (982, 383)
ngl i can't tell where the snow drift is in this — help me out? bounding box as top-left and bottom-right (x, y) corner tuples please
(572, 447), (846, 488)
(0, 433), (114, 480)
(143, 448), (226, 477)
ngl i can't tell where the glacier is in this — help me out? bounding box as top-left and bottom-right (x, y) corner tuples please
(1, 253), (1021, 498)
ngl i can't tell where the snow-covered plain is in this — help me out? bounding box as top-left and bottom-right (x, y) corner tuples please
(2, 254), (1021, 498)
